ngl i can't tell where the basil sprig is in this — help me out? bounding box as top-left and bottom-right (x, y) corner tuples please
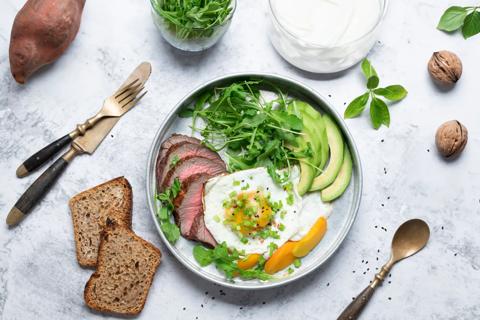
(438, 5), (480, 39)
(344, 59), (408, 130)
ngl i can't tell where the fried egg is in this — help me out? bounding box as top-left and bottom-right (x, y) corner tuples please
(204, 167), (302, 255)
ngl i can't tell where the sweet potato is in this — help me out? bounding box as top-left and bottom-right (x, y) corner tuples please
(9, 0), (86, 84)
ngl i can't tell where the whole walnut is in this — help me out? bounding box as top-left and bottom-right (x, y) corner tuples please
(428, 51), (462, 87)
(435, 120), (468, 159)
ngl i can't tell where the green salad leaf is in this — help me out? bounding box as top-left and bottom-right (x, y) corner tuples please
(151, 0), (233, 40)
(193, 243), (271, 281)
(156, 178), (181, 243)
(344, 59), (407, 130)
(183, 80), (308, 183)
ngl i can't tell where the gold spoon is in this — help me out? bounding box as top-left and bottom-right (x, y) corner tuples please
(338, 219), (430, 320)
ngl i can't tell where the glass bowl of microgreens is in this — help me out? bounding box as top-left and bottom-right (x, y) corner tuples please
(150, 0), (236, 52)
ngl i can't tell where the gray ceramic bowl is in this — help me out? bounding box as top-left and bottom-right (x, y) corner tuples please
(146, 73), (362, 289)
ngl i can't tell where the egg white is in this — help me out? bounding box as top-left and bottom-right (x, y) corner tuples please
(203, 167), (302, 255)
(288, 166), (333, 241)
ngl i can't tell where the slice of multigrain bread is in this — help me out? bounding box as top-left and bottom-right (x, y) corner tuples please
(69, 177), (133, 267)
(84, 224), (161, 316)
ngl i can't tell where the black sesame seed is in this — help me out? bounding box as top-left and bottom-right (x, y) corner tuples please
(326, 283), (330, 286)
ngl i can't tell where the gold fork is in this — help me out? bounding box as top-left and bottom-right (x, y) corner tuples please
(16, 79), (147, 177)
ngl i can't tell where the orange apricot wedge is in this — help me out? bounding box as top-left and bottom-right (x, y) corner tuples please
(237, 254), (261, 270)
(292, 216), (327, 258)
(264, 241), (297, 274)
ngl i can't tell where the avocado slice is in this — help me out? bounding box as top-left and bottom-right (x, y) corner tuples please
(321, 144), (352, 202)
(309, 115), (344, 191)
(286, 101), (321, 196)
(290, 101), (328, 170)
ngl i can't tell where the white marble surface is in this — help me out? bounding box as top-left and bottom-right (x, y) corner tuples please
(1, 0), (480, 319)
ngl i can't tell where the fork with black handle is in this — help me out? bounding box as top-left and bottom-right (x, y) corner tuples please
(16, 79), (146, 178)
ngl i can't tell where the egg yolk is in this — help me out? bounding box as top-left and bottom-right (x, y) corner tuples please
(224, 191), (273, 236)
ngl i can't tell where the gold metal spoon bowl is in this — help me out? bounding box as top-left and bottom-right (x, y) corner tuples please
(338, 219), (430, 320)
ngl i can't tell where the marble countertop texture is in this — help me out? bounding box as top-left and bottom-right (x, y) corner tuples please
(1, 0), (480, 319)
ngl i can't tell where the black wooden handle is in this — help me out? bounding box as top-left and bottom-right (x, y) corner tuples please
(13, 157), (69, 217)
(17, 134), (72, 177)
(337, 286), (375, 320)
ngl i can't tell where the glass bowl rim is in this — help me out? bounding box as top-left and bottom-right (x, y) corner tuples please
(150, 0), (237, 31)
(268, 0), (388, 49)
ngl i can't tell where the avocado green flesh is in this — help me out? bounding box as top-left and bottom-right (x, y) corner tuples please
(287, 101), (322, 196)
(297, 161), (315, 196)
(295, 124), (319, 196)
(309, 115), (344, 191)
(294, 102), (328, 170)
(321, 144), (352, 202)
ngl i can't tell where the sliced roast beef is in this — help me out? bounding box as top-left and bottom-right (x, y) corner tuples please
(190, 213), (217, 248)
(156, 134), (201, 187)
(157, 142), (224, 188)
(173, 174), (218, 247)
(155, 134), (225, 248)
(160, 157), (226, 192)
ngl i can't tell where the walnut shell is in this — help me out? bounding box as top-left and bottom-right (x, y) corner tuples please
(435, 120), (468, 159)
(428, 51), (462, 87)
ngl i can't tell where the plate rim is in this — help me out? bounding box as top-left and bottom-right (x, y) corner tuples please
(146, 72), (363, 290)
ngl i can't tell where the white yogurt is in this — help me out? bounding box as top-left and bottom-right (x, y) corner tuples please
(269, 0), (385, 73)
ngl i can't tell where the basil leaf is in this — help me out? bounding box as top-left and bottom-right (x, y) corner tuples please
(462, 10), (480, 39)
(366, 75), (379, 89)
(374, 85), (408, 101)
(344, 92), (370, 118)
(361, 59), (377, 80)
(369, 98), (390, 129)
(193, 245), (213, 266)
(437, 6), (468, 32)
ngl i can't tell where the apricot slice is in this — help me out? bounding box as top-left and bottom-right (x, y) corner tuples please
(292, 217), (327, 257)
(237, 254), (261, 270)
(264, 241), (297, 274)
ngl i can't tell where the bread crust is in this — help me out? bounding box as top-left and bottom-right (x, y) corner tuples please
(69, 177), (133, 267)
(84, 224), (161, 316)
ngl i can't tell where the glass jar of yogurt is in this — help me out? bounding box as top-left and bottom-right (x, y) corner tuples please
(269, 0), (388, 73)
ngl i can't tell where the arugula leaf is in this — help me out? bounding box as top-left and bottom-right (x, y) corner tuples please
(374, 85), (408, 101)
(438, 6), (468, 31)
(189, 81), (305, 183)
(361, 59), (377, 80)
(344, 92), (370, 118)
(178, 108), (194, 118)
(462, 10), (480, 38)
(152, 0), (233, 40)
(370, 98), (390, 129)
